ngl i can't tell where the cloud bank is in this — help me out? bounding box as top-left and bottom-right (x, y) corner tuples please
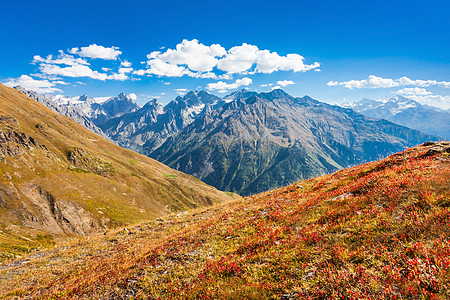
(29, 44), (133, 81)
(328, 75), (450, 110)
(328, 75), (450, 89)
(207, 77), (252, 93)
(3, 40), (318, 95)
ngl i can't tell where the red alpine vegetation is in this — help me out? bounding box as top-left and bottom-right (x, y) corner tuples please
(1, 142), (449, 299)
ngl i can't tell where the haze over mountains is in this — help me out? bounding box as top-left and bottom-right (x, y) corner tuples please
(345, 96), (450, 139)
(14, 86), (439, 196)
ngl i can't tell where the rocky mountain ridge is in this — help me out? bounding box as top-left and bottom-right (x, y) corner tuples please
(101, 90), (225, 152)
(150, 89), (438, 195)
(14, 86), (106, 137)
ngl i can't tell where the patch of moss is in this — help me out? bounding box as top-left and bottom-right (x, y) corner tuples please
(225, 191), (235, 199)
(67, 166), (90, 173)
(131, 172), (142, 179)
(164, 174), (177, 178)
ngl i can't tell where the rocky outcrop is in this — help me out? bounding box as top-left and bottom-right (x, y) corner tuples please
(0, 115), (45, 158)
(65, 147), (115, 176)
(419, 141), (450, 158)
(20, 184), (104, 236)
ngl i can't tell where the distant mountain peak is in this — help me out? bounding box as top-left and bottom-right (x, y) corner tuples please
(223, 89), (258, 102)
(147, 98), (160, 105)
(14, 85), (26, 92)
(260, 88), (292, 100)
(78, 94), (90, 102)
(110, 92), (136, 103)
(351, 95), (450, 139)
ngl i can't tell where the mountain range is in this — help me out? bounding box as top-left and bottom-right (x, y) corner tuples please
(15, 87), (439, 195)
(345, 95), (450, 139)
(150, 89), (437, 195)
(100, 90), (224, 153)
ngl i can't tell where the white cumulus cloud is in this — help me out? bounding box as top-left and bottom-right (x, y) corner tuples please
(3, 75), (63, 94)
(31, 45), (132, 82)
(402, 94), (450, 110)
(132, 69), (146, 76)
(143, 39), (319, 78)
(152, 39), (226, 72)
(39, 63), (109, 80)
(118, 67), (133, 74)
(121, 60), (132, 67)
(106, 73), (128, 81)
(277, 80), (295, 87)
(175, 88), (188, 95)
(217, 43), (259, 74)
(207, 77), (252, 93)
(33, 51), (89, 66)
(69, 44), (122, 60)
(146, 59), (191, 77)
(327, 75), (399, 89)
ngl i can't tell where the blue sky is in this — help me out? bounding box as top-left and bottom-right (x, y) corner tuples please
(1, 0), (449, 108)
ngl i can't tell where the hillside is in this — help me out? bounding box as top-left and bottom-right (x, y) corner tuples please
(1, 141), (449, 299)
(151, 89), (438, 195)
(0, 84), (234, 258)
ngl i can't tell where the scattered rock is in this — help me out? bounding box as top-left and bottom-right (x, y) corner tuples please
(328, 193), (353, 202)
(420, 143), (450, 158)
